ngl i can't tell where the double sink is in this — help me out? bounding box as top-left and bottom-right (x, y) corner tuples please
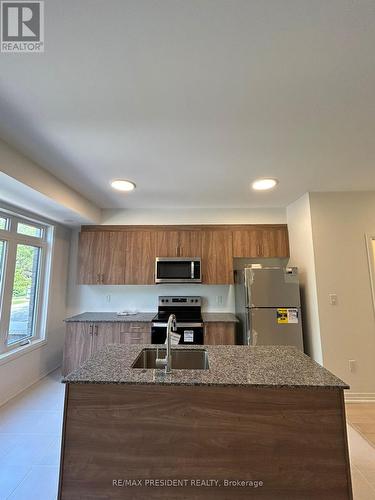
(132, 348), (209, 370)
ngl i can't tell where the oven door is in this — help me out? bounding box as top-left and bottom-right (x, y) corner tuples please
(155, 258), (201, 283)
(151, 323), (204, 345)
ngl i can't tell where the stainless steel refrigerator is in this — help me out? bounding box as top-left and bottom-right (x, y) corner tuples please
(234, 266), (304, 350)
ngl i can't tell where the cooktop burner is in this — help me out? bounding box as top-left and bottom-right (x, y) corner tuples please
(153, 296), (202, 323)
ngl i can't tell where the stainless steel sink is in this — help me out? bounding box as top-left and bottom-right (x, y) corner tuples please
(131, 348), (209, 370)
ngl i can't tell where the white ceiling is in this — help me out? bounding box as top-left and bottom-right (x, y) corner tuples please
(0, 0), (374, 209)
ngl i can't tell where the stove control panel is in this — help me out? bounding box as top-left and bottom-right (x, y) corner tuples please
(158, 296), (201, 307)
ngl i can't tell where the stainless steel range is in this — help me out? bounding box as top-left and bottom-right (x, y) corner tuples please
(151, 296), (204, 345)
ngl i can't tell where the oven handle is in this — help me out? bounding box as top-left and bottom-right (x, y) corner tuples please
(152, 322), (204, 328)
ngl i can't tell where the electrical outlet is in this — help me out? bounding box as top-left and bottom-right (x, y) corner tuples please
(216, 295), (223, 305)
(329, 293), (337, 305)
(106, 294), (111, 303)
(349, 360), (356, 372)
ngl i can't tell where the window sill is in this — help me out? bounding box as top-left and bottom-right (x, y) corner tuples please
(0, 338), (47, 367)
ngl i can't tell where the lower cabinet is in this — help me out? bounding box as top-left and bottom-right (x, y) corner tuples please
(204, 322), (237, 345)
(62, 322), (151, 376)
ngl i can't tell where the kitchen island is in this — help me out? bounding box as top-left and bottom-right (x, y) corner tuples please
(59, 345), (352, 499)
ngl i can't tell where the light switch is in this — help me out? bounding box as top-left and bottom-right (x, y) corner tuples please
(329, 293), (337, 305)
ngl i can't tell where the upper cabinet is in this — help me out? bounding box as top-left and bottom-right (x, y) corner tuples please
(78, 231), (125, 284)
(155, 230), (202, 257)
(125, 231), (155, 284)
(232, 226), (289, 258)
(202, 230), (233, 284)
(77, 225), (289, 285)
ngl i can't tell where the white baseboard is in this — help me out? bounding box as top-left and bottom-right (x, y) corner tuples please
(345, 392), (375, 403)
(0, 363), (62, 408)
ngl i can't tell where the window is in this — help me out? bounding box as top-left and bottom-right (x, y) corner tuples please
(0, 209), (52, 356)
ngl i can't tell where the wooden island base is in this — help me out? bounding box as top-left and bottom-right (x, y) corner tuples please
(59, 383), (352, 500)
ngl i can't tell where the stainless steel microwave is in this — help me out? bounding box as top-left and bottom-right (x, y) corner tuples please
(155, 257), (202, 283)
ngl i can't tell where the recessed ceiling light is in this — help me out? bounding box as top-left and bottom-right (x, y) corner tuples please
(251, 178), (278, 191)
(111, 179), (136, 192)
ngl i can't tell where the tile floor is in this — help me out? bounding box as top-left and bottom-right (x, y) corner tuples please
(0, 371), (375, 499)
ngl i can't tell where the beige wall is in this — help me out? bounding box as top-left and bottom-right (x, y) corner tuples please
(0, 224), (71, 406)
(309, 192), (375, 398)
(287, 194), (323, 364)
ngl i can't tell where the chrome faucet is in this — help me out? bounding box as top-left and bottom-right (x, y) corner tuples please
(156, 314), (177, 373)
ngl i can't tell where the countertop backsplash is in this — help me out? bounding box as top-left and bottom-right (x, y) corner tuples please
(66, 284), (235, 318)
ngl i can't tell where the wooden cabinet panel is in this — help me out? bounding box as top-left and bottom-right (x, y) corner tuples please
(155, 231), (179, 257)
(62, 323), (93, 375)
(204, 322), (237, 345)
(261, 227), (289, 258)
(101, 232), (126, 284)
(91, 323), (122, 353)
(125, 232), (155, 284)
(178, 231), (202, 257)
(118, 322), (151, 344)
(232, 226), (289, 258)
(232, 229), (262, 257)
(202, 230), (233, 284)
(78, 231), (125, 284)
(78, 232), (105, 284)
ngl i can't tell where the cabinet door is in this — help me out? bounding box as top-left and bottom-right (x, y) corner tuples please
(232, 229), (263, 257)
(118, 322), (151, 344)
(101, 232), (126, 284)
(178, 231), (202, 257)
(62, 323), (93, 375)
(261, 227), (290, 258)
(77, 232), (105, 284)
(155, 231), (179, 257)
(91, 323), (122, 353)
(125, 232), (156, 284)
(204, 323), (236, 345)
(202, 230), (233, 284)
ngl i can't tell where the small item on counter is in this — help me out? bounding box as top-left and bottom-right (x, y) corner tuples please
(117, 311), (138, 316)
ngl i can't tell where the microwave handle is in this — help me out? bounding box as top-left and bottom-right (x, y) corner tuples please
(191, 261), (194, 279)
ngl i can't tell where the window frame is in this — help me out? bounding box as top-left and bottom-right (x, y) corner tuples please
(0, 208), (53, 357)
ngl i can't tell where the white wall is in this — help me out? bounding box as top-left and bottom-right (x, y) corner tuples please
(0, 138), (101, 224)
(309, 192), (375, 398)
(287, 194), (322, 364)
(102, 207), (286, 225)
(0, 224), (71, 406)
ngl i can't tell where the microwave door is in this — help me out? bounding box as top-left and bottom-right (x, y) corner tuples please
(155, 258), (201, 283)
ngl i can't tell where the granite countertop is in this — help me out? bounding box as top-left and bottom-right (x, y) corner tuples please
(202, 312), (238, 322)
(65, 312), (155, 323)
(65, 312), (239, 323)
(63, 344), (348, 389)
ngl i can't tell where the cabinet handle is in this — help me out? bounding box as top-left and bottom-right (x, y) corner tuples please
(89, 324), (93, 335)
(96, 273), (100, 284)
(129, 325), (141, 330)
(101, 273), (105, 284)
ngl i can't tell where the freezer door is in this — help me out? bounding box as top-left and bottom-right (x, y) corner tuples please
(250, 307), (304, 350)
(245, 267), (301, 308)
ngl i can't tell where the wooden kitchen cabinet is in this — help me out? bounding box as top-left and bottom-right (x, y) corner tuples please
(78, 224), (290, 285)
(202, 230), (233, 284)
(62, 323), (94, 375)
(232, 226), (289, 258)
(178, 231), (202, 257)
(78, 231), (125, 284)
(204, 322), (237, 345)
(125, 231), (155, 284)
(63, 322), (152, 375)
(155, 230), (202, 258)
